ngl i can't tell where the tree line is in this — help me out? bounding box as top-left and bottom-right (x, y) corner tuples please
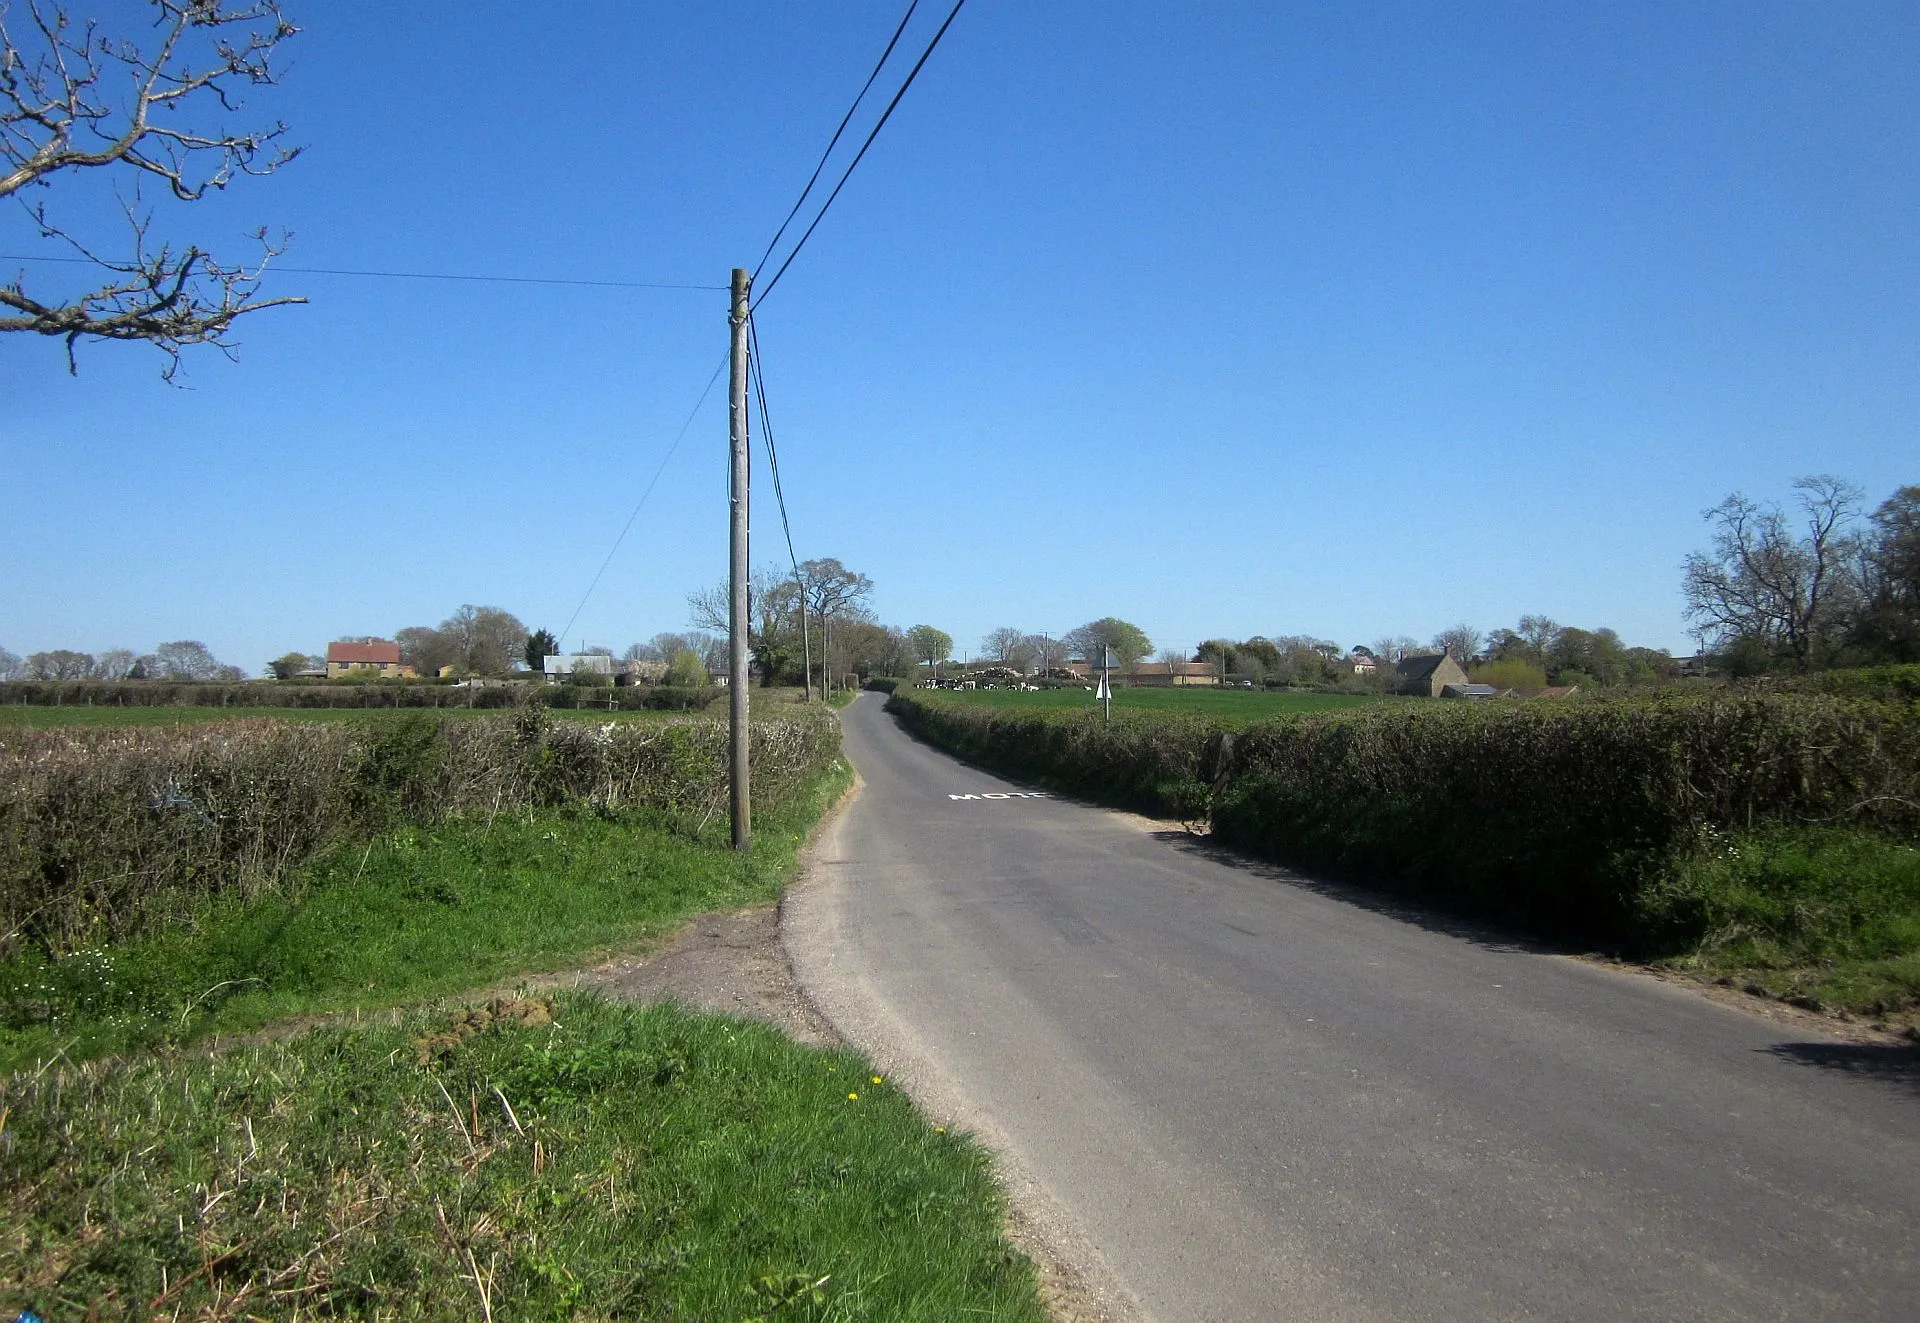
(0, 641), (241, 684)
(1682, 476), (1917, 673)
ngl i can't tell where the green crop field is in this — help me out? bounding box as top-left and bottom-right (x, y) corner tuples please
(932, 684), (1382, 726)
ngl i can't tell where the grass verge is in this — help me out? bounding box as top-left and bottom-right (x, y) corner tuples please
(0, 757), (853, 1072)
(1, 991), (1045, 1321)
(1639, 826), (1920, 1025)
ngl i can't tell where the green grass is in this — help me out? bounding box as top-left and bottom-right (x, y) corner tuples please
(0, 992), (1046, 1322)
(936, 684), (1379, 727)
(1641, 826), (1920, 1025)
(0, 703), (696, 729)
(0, 758), (854, 1071)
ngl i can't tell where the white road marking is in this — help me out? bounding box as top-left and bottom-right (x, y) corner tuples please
(949, 791), (1048, 800)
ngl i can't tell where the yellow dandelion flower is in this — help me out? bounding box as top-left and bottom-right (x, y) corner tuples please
(872, 1075), (883, 1085)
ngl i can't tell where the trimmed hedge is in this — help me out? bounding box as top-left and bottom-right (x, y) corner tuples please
(1213, 695), (1919, 949)
(887, 689), (1920, 951)
(0, 709), (839, 955)
(886, 691), (1213, 817)
(0, 681), (726, 712)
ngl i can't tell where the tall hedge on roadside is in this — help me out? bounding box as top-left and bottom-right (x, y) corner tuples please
(1212, 696), (1919, 949)
(0, 710), (839, 955)
(886, 692), (1213, 816)
(887, 689), (1920, 952)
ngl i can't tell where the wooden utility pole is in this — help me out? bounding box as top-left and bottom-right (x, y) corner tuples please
(728, 268), (752, 850)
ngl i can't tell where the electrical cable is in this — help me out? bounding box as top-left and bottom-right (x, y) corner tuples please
(1, 252), (722, 290)
(752, 0), (921, 284)
(752, 0), (966, 308)
(748, 313), (802, 575)
(556, 347), (730, 647)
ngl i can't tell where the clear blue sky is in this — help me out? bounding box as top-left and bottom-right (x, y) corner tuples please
(5, 1), (1915, 671)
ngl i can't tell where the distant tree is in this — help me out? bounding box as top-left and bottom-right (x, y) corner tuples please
(1, 0), (304, 379)
(982, 626), (1025, 664)
(1370, 635), (1419, 665)
(524, 627), (558, 673)
(26, 648), (93, 679)
(1431, 624), (1484, 664)
(395, 625), (452, 677)
(154, 639), (222, 680)
(1852, 485), (1920, 662)
(1155, 646), (1187, 671)
(663, 647), (708, 687)
(127, 653), (157, 679)
(441, 605), (527, 677)
(1064, 618), (1152, 669)
(0, 646), (20, 681)
(1024, 633), (1068, 673)
(1683, 475), (1864, 672)
(906, 625), (952, 675)
(267, 650), (310, 680)
(91, 648), (137, 680)
(214, 664), (247, 682)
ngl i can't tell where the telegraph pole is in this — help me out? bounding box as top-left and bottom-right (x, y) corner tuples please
(728, 268), (752, 850)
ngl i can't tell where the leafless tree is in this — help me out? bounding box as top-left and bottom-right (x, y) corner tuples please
(1431, 624), (1484, 664)
(91, 645), (135, 678)
(153, 637), (220, 679)
(981, 626), (1024, 664)
(2, 0), (304, 377)
(1682, 475), (1863, 671)
(0, 645), (20, 680)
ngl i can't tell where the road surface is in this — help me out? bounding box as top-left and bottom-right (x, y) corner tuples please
(786, 693), (1919, 1322)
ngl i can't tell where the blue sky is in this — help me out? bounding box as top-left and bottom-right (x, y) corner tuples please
(5, 1), (1916, 671)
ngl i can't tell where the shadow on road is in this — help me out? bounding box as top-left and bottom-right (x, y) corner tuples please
(1149, 829), (1562, 958)
(1760, 1042), (1920, 1099)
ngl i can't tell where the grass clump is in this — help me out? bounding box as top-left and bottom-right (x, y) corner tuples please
(0, 992), (1045, 1322)
(0, 758), (852, 1070)
(1639, 826), (1920, 1022)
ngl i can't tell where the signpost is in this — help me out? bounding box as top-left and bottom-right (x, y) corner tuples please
(1093, 646), (1115, 723)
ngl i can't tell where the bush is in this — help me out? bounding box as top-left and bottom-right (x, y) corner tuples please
(0, 709), (838, 955)
(864, 677), (905, 694)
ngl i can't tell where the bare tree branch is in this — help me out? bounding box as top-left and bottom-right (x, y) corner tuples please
(2, 0), (303, 376)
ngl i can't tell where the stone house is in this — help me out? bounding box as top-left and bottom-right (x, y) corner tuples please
(1393, 651), (1469, 697)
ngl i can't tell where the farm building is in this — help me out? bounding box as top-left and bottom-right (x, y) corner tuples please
(1392, 651), (1469, 697)
(325, 639), (416, 679)
(1129, 660), (1221, 687)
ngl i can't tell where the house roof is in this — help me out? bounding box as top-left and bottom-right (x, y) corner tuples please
(327, 640), (401, 665)
(1393, 652), (1452, 682)
(1130, 660), (1217, 677)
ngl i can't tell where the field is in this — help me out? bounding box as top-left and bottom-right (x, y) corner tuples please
(0, 703), (690, 728)
(933, 684), (1379, 726)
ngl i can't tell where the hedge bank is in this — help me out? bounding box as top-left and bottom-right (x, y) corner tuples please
(886, 688), (1920, 952)
(0, 709), (838, 955)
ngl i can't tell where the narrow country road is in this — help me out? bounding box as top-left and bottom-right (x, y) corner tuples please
(785, 694), (1920, 1323)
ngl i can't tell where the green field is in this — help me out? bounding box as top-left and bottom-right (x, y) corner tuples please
(934, 684), (1381, 726)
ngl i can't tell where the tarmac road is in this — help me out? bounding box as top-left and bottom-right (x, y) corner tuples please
(785, 693), (1920, 1322)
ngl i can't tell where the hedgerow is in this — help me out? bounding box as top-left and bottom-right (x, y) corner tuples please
(887, 689), (1920, 952)
(0, 709), (839, 956)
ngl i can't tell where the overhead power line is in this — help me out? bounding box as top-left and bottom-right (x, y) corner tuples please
(752, 0), (967, 308)
(748, 313), (802, 574)
(1, 253), (722, 291)
(556, 348), (731, 647)
(752, 0), (922, 285)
